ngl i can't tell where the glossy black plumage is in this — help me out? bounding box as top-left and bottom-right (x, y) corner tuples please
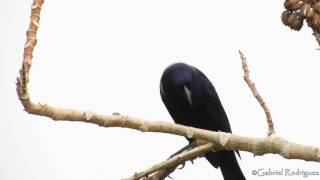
(160, 63), (245, 180)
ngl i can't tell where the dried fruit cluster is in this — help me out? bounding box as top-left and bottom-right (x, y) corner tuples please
(282, 0), (320, 33)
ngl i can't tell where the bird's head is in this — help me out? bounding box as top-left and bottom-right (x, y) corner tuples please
(160, 63), (193, 105)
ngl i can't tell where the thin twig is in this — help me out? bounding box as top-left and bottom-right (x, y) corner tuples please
(123, 143), (214, 180)
(239, 50), (275, 136)
(17, 0), (44, 104)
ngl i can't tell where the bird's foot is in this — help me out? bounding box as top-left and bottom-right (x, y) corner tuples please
(169, 140), (197, 158)
(177, 162), (185, 169)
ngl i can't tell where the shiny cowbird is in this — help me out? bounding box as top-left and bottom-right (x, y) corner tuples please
(160, 63), (245, 180)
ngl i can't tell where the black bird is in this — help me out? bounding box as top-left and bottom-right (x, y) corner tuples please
(160, 63), (245, 180)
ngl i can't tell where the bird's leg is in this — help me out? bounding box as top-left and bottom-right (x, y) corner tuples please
(167, 140), (197, 171)
(169, 140), (197, 158)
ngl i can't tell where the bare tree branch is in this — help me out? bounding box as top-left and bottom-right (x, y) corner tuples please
(17, 0), (44, 104)
(14, 100), (320, 163)
(141, 166), (175, 180)
(141, 140), (209, 180)
(123, 143), (214, 180)
(239, 51), (275, 136)
(16, 1), (320, 179)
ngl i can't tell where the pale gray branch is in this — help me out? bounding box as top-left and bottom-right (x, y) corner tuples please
(123, 143), (214, 180)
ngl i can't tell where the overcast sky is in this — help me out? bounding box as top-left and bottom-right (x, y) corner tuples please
(1, 0), (320, 179)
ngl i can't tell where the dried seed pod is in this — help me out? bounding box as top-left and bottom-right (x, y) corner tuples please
(282, 10), (291, 26)
(282, 10), (304, 31)
(305, 0), (317, 4)
(307, 19), (314, 28)
(284, 0), (303, 10)
(313, 1), (320, 13)
(300, 3), (314, 19)
(290, 14), (304, 30)
(312, 12), (320, 28)
(287, 12), (297, 25)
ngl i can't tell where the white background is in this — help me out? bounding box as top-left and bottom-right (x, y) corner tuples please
(1, 0), (320, 179)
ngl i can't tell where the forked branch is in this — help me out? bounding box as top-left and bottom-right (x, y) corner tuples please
(123, 143), (215, 180)
(16, 1), (320, 180)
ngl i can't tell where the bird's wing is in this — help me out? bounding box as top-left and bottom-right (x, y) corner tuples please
(191, 68), (232, 132)
(192, 68), (241, 158)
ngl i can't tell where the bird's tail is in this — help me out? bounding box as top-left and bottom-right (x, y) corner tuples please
(206, 151), (246, 180)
